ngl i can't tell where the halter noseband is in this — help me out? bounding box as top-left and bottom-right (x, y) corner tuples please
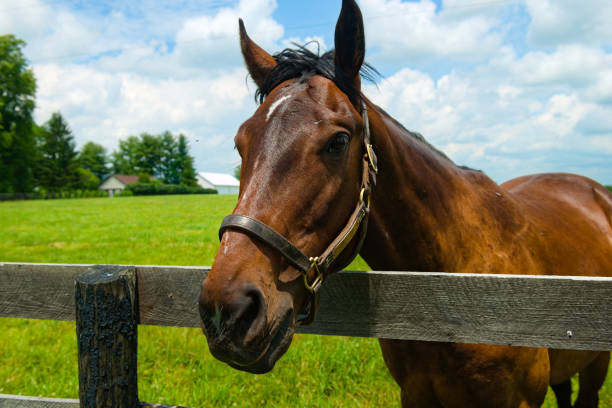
(218, 100), (377, 325)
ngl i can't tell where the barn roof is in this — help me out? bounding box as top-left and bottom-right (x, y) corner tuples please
(101, 174), (156, 186)
(114, 175), (140, 185)
(198, 172), (239, 187)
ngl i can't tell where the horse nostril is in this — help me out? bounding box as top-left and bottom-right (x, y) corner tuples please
(199, 281), (267, 346)
(236, 285), (267, 345)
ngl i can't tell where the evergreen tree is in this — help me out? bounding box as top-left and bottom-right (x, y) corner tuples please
(177, 134), (198, 186)
(37, 112), (80, 191)
(160, 131), (179, 184)
(79, 141), (109, 181)
(0, 35), (37, 193)
(181, 155), (198, 186)
(137, 133), (163, 177)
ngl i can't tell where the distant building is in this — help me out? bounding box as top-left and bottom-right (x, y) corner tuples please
(99, 174), (154, 197)
(197, 172), (239, 195)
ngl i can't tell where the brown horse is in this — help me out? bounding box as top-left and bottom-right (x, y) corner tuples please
(198, 1), (612, 406)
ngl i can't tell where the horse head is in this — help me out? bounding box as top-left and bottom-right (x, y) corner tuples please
(199, 0), (374, 373)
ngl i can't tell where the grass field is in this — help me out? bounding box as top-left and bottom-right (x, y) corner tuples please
(1, 195), (610, 407)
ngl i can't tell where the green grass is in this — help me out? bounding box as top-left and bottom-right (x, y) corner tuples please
(1, 195), (610, 407)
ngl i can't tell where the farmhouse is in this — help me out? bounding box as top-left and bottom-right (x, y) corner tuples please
(99, 174), (154, 197)
(197, 172), (239, 195)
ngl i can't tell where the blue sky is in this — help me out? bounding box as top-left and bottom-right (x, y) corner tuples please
(1, 0), (611, 184)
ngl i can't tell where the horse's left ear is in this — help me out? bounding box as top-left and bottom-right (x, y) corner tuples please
(334, 0), (365, 94)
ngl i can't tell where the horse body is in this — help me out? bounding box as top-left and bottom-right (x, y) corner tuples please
(361, 103), (612, 407)
(199, 1), (612, 406)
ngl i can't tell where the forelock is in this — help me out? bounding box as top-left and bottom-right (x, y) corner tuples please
(254, 44), (378, 107)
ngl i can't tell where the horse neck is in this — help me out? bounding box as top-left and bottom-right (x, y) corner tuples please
(360, 104), (524, 273)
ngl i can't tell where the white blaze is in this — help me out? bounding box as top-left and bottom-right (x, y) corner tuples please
(266, 94), (292, 122)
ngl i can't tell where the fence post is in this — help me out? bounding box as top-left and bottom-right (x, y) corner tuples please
(75, 265), (139, 407)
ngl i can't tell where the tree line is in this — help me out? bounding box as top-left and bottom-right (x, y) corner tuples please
(0, 34), (197, 195)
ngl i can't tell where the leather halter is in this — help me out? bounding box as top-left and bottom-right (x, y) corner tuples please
(218, 100), (378, 325)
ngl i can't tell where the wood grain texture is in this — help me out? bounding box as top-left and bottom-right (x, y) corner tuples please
(0, 394), (79, 408)
(0, 263), (90, 321)
(136, 266), (207, 327)
(298, 271), (612, 351)
(2, 263), (612, 350)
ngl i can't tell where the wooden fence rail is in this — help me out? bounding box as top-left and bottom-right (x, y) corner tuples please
(1, 262), (612, 406)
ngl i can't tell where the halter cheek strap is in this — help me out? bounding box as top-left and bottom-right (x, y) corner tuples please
(218, 100), (377, 325)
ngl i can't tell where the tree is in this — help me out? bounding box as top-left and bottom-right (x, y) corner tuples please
(137, 133), (163, 177)
(0, 35), (37, 193)
(181, 155), (198, 186)
(37, 112), (80, 191)
(177, 134), (198, 186)
(79, 141), (109, 181)
(112, 135), (141, 175)
(233, 164), (241, 180)
(160, 131), (179, 184)
(112, 133), (162, 177)
(111, 132), (198, 185)
(76, 167), (100, 190)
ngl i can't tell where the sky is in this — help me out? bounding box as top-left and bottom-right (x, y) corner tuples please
(1, 0), (611, 184)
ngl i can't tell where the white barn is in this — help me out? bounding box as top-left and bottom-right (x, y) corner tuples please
(197, 172), (239, 195)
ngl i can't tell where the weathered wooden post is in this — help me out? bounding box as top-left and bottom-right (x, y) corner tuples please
(75, 265), (138, 408)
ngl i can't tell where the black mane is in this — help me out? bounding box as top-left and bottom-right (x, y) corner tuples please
(255, 44), (379, 105)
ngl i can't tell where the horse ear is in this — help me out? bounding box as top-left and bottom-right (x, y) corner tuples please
(239, 19), (277, 90)
(334, 0), (365, 92)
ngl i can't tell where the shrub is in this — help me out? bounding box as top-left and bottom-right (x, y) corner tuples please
(138, 172), (153, 183)
(0, 189), (107, 201)
(124, 183), (217, 196)
(118, 189), (134, 197)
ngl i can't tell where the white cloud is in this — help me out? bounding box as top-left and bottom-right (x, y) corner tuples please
(359, 0), (503, 63)
(172, 0), (283, 73)
(11, 0), (282, 173)
(525, 0), (612, 47)
(33, 62), (253, 170)
(0, 1), (48, 39)
(3, 0), (612, 183)
(363, 40), (612, 183)
(0, 0), (125, 63)
(507, 45), (612, 91)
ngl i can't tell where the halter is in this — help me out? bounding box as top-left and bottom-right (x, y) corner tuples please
(218, 100), (377, 325)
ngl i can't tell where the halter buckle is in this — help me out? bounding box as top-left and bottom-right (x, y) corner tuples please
(304, 256), (323, 293)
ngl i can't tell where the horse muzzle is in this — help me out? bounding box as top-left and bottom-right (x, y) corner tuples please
(199, 279), (295, 373)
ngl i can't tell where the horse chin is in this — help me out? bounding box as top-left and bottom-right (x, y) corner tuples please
(228, 312), (295, 374)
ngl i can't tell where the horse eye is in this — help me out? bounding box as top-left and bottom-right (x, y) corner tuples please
(326, 133), (350, 154)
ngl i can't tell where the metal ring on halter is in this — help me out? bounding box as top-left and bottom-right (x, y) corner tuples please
(304, 257), (323, 293)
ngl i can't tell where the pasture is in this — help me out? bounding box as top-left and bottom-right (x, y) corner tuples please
(1, 195), (610, 407)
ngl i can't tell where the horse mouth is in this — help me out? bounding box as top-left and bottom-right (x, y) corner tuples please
(228, 311), (294, 374)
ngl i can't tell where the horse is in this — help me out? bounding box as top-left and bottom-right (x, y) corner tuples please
(198, 1), (612, 406)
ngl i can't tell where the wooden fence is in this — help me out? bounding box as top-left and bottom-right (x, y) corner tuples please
(1, 262), (612, 407)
